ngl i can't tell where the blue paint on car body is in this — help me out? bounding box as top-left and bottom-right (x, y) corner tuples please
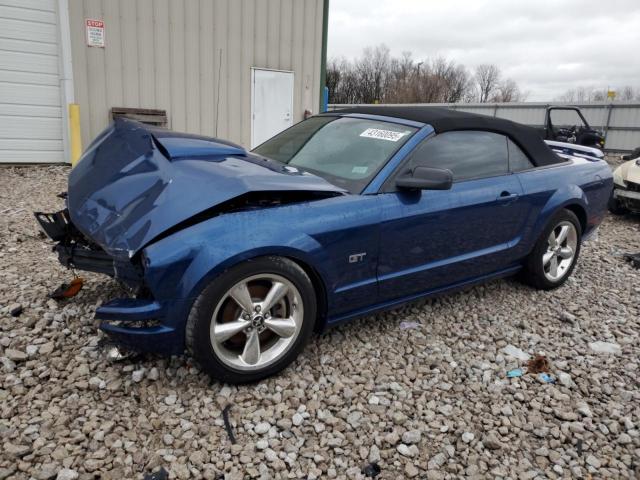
(68, 119), (346, 260)
(54, 113), (612, 356)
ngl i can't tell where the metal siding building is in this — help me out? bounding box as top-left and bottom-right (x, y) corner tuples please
(0, 0), (327, 163)
(0, 0), (69, 163)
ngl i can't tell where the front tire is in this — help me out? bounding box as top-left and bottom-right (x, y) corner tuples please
(186, 256), (316, 383)
(521, 209), (581, 290)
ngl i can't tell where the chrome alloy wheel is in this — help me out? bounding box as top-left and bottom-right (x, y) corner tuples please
(543, 221), (578, 282)
(209, 274), (304, 371)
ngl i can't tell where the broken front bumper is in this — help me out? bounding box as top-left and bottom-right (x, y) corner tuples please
(95, 298), (187, 355)
(35, 210), (115, 274)
(35, 209), (187, 355)
(35, 209), (135, 278)
(613, 186), (640, 212)
(34, 210), (69, 242)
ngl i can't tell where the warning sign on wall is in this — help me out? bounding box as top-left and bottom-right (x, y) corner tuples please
(86, 19), (105, 47)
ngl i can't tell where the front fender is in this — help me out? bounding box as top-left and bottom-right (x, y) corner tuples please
(104, 208), (333, 354)
(141, 210), (330, 303)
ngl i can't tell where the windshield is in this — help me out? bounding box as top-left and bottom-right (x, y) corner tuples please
(252, 116), (418, 193)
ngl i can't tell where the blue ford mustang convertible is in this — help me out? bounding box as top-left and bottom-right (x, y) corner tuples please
(36, 107), (612, 382)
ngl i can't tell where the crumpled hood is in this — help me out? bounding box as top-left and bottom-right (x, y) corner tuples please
(68, 119), (345, 259)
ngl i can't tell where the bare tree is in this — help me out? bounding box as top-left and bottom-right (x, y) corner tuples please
(620, 86), (636, 101)
(431, 58), (470, 103)
(326, 46), (525, 106)
(326, 58), (343, 103)
(385, 52), (417, 103)
(574, 87), (591, 102)
(555, 85), (637, 102)
(385, 56), (472, 104)
(353, 45), (392, 104)
(475, 64), (501, 103)
(556, 89), (577, 102)
(610, 86), (640, 101)
(591, 89), (606, 102)
(491, 79), (528, 103)
(326, 57), (361, 104)
(446, 65), (471, 103)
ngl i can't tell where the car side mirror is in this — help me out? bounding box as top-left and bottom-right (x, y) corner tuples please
(395, 166), (453, 191)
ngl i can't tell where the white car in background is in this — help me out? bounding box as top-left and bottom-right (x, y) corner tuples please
(609, 155), (640, 215)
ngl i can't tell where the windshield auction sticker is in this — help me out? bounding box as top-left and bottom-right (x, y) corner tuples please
(360, 128), (409, 142)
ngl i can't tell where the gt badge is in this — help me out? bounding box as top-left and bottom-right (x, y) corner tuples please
(348, 253), (367, 263)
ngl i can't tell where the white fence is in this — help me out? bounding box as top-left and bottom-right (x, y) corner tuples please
(329, 102), (640, 153)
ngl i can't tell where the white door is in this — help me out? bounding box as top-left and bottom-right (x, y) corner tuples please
(0, 0), (64, 163)
(251, 68), (294, 149)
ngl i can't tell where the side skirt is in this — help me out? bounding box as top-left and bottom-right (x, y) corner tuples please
(324, 265), (522, 329)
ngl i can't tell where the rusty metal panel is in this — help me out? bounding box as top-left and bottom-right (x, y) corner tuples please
(110, 107), (167, 127)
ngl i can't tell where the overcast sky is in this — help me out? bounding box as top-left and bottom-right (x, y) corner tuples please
(328, 0), (640, 101)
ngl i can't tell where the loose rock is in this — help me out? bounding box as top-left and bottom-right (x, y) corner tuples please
(254, 422), (271, 434)
(483, 434), (503, 450)
(402, 430), (422, 444)
(0, 165), (637, 479)
(589, 341), (622, 355)
(4, 349), (27, 362)
(397, 444), (419, 457)
(56, 470), (78, 480)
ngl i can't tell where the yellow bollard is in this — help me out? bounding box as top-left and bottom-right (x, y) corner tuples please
(69, 103), (82, 166)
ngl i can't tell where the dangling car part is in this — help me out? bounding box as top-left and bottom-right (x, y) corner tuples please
(35, 110), (612, 383)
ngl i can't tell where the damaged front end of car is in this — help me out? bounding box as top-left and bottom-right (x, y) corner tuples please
(611, 159), (640, 214)
(34, 206), (176, 353)
(35, 118), (345, 355)
(35, 209), (142, 282)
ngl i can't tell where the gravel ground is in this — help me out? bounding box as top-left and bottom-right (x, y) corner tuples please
(1, 165), (639, 480)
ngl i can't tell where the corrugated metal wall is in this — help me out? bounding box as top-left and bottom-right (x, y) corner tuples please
(0, 0), (64, 163)
(330, 102), (640, 153)
(69, 0), (324, 149)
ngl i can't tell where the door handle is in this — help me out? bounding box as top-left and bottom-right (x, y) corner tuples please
(497, 191), (519, 203)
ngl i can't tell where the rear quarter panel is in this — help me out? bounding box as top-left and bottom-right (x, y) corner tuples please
(515, 158), (612, 256)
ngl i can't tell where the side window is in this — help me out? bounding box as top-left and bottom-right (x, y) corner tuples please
(405, 130), (509, 182)
(549, 108), (584, 130)
(508, 138), (534, 172)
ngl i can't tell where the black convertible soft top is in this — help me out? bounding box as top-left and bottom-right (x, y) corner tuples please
(331, 106), (563, 167)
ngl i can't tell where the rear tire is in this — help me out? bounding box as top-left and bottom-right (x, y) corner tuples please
(521, 209), (581, 290)
(186, 256), (316, 383)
